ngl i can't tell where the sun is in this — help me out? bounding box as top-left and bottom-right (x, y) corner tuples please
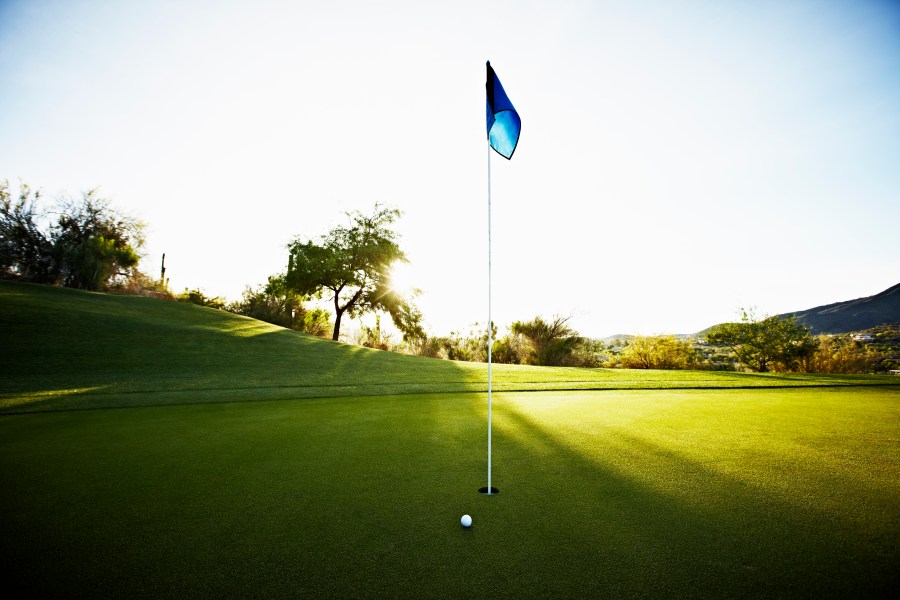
(387, 260), (419, 299)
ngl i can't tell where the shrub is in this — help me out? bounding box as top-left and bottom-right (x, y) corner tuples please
(619, 335), (697, 369)
(177, 288), (225, 309)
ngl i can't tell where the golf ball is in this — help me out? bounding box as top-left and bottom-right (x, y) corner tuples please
(461, 514), (472, 528)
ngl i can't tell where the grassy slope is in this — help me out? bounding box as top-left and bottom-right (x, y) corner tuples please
(1, 281), (895, 414)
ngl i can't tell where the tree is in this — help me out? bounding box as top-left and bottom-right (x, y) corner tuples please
(1, 182), (144, 289)
(511, 315), (581, 366)
(706, 309), (816, 372)
(229, 276), (305, 329)
(619, 335), (697, 369)
(0, 180), (54, 282)
(562, 338), (607, 368)
(283, 205), (423, 342)
(53, 190), (143, 290)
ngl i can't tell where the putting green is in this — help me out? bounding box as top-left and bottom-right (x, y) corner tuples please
(1, 387), (897, 598)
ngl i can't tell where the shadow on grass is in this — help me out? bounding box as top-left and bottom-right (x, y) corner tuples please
(0, 318), (486, 413)
(471, 398), (899, 599)
(3, 278), (897, 414)
(1, 387), (897, 598)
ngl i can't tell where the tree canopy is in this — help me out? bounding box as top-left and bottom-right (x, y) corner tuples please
(282, 205), (423, 342)
(0, 181), (53, 282)
(1, 181), (143, 290)
(53, 191), (143, 290)
(705, 309), (817, 372)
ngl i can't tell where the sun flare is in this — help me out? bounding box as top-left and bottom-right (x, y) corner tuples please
(387, 261), (419, 298)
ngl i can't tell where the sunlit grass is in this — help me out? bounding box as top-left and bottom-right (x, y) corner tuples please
(1, 388), (897, 597)
(1, 281), (895, 414)
(0, 386), (109, 411)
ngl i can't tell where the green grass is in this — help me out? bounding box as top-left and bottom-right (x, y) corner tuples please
(1, 281), (895, 414)
(1, 389), (897, 598)
(1, 281), (899, 597)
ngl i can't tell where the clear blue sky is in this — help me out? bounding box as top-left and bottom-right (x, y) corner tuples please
(2, 0), (898, 337)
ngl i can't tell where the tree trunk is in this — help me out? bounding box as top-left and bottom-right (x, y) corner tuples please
(332, 300), (343, 341)
(332, 286), (365, 342)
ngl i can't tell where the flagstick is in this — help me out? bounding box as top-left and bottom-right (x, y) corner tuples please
(486, 143), (493, 496)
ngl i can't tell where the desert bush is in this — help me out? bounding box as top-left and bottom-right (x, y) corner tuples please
(178, 288), (226, 309)
(802, 336), (877, 374)
(619, 335), (697, 369)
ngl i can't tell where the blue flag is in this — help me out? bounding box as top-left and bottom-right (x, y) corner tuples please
(486, 61), (521, 160)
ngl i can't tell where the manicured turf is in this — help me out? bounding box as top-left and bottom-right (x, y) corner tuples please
(1, 281), (894, 414)
(1, 281), (898, 597)
(1, 388), (898, 598)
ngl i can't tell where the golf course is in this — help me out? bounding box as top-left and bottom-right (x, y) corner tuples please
(2, 280), (898, 598)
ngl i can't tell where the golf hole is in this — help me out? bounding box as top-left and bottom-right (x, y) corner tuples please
(478, 486), (500, 495)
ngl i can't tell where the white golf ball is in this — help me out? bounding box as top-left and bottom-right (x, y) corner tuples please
(460, 514), (472, 528)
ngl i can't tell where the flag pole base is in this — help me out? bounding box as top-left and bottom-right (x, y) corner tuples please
(478, 487), (500, 495)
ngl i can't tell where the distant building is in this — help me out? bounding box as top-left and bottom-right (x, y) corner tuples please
(852, 334), (875, 342)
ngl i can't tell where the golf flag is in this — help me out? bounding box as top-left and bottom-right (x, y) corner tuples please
(486, 61), (521, 159)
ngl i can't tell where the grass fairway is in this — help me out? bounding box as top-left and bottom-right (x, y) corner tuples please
(2, 281), (899, 597)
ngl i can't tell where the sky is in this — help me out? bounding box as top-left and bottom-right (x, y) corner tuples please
(1, 0), (898, 338)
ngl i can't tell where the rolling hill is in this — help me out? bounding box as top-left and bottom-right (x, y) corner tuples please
(697, 283), (900, 336)
(780, 282), (900, 334)
(2, 280), (891, 414)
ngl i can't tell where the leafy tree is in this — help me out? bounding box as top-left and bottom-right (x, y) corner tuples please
(1, 183), (144, 290)
(619, 335), (697, 369)
(52, 190), (143, 290)
(562, 338), (607, 368)
(706, 309), (816, 372)
(0, 180), (54, 282)
(372, 281), (425, 343)
(229, 276), (305, 329)
(511, 315), (581, 366)
(284, 205), (422, 341)
(298, 307), (333, 338)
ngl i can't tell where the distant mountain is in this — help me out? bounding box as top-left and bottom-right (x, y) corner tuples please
(780, 283), (900, 334)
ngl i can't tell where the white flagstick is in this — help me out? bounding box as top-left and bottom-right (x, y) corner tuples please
(486, 143), (493, 495)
